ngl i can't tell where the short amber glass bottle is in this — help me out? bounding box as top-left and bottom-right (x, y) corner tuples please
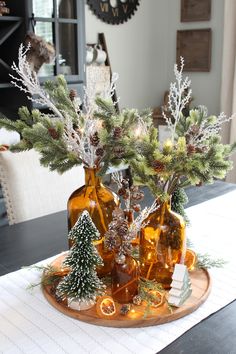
(111, 255), (139, 304)
(140, 198), (186, 288)
(67, 167), (119, 276)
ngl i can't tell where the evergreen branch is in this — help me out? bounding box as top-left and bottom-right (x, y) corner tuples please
(196, 253), (226, 269)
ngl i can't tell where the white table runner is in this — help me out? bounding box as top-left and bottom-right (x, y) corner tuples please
(1, 190), (236, 354)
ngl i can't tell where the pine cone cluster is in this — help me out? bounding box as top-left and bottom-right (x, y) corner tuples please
(104, 208), (133, 258)
(130, 186), (144, 201)
(117, 177), (144, 212)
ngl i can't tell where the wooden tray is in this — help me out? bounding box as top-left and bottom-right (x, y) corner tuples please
(42, 254), (211, 328)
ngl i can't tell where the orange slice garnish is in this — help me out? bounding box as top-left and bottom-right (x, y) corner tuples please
(184, 249), (197, 271)
(96, 295), (117, 319)
(148, 290), (164, 308)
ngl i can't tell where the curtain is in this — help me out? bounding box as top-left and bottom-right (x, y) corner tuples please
(221, 0), (236, 183)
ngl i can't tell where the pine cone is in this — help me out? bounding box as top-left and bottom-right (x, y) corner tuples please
(69, 89), (77, 101)
(48, 128), (59, 139)
(130, 185), (139, 193)
(187, 144), (196, 155)
(105, 231), (117, 250)
(112, 208), (124, 221)
(122, 242), (132, 255)
(131, 190), (144, 201)
(132, 203), (141, 212)
(90, 132), (100, 147)
(113, 126), (123, 139)
(133, 295), (142, 306)
(121, 178), (129, 188)
(113, 145), (125, 158)
(117, 220), (129, 237)
(122, 193), (130, 200)
(118, 187), (126, 196)
(95, 147), (104, 156)
(120, 304), (131, 315)
(152, 160), (165, 172)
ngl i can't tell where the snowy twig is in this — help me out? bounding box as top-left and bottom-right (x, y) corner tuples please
(163, 57), (192, 142)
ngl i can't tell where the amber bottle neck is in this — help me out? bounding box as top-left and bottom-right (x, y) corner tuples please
(84, 167), (101, 186)
(156, 197), (171, 212)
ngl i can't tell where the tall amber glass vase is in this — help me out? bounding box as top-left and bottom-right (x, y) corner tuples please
(67, 167), (119, 276)
(140, 198), (186, 288)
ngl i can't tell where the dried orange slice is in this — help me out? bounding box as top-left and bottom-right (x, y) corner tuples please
(184, 249), (197, 271)
(96, 295), (117, 319)
(148, 290), (164, 308)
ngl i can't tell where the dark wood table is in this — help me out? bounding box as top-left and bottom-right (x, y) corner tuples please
(1, 181), (236, 354)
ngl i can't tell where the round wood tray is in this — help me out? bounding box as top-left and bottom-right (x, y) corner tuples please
(42, 254), (211, 328)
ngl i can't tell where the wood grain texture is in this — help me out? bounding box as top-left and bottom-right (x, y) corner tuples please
(181, 0), (211, 22)
(42, 254), (211, 328)
(177, 29), (211, 72)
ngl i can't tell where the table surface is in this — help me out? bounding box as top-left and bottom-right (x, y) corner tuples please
(1, 180), (236, 354)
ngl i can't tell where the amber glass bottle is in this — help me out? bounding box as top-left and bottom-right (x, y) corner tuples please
(67, 167), (119, 276)
(140, 198), (186, 288)
(111, 255), (139, 303)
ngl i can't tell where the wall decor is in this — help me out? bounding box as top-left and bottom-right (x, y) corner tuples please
(181, 0), (211, 22)
(87, 0), (140, 25)
(176, 29), (212, 72)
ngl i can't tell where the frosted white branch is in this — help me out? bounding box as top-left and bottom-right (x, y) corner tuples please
(163, 57), (192, 142)
(129, 200), (159, 238)
(111, 171), (123, 189)
(10, 44), (63, 119)
(10, 44), (118, 168)
(187, 106), (234, 145)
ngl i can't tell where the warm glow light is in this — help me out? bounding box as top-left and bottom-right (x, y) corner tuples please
(134, 126), (142, 138)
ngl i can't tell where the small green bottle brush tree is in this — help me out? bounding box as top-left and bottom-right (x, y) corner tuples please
(56, 211), (105, 309)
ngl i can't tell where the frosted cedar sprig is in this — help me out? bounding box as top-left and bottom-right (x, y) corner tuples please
(10, 44), (63, 119)
(129, 200), (159, 238)
(186, 106), (234, 145)
(163, 57), (192, 142)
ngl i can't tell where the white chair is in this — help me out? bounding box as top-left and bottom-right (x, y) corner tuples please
(0, 128), (20, 146)
(0, 150), (84, 224)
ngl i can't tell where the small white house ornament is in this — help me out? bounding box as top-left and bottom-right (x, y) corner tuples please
(168, 264), (192, 307)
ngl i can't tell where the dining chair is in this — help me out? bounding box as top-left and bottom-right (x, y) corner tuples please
(0, 149), (84, 225)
